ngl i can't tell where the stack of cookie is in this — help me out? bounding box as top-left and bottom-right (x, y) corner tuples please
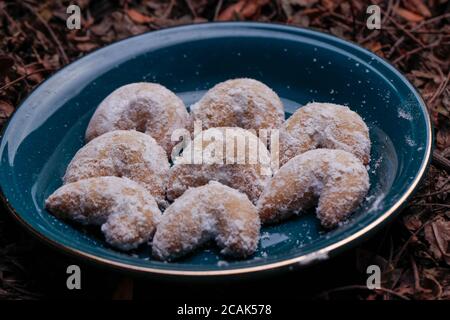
(46, 78), (371, 261)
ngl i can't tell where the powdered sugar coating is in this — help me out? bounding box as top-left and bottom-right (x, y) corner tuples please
(190, 78), (284, 130)
(279, 102), (370, 166)
(85, 82), (191, 155)
(64, 130), (169, 208)
(153, 181), (260, 261)
(167, 127), (273, 203)
(257, 149), (370, 228)
(45, 177), (162, 250)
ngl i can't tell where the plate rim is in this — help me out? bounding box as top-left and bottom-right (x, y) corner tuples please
(0, 21), (433, 277)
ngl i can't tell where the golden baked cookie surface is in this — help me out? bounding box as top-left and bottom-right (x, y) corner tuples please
(190, 78), (284, 131)
(257, 149), (370, 228)
(279, 102), (370, 166)
(45, 176), (161, 250)
(153, 181), (260, 261)
(85, 82), (191, 154)
(64, 130), (169, 207)
(167, 127), (273, 203)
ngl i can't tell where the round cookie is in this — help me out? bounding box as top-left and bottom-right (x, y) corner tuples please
(279, 102), (370, 166)
(45, 177), (162, 251)
(190, 78), (284, 131)
(64, 130), (169, 208)
(257, 149), (370, 228)
(167, 127), (273, 203)
(153, 181), (260, 261)
(85, 82), (191, 155)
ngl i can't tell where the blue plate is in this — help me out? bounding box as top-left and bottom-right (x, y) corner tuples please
(0, 23), (432, 276)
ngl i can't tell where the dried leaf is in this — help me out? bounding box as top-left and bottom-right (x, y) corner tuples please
(76, 42), (98, 52)
(0, 100), (14, 122)
(404, 214), (423, 232)
(126, 9), (153, 24)
(321, 0), (337, 10)
(289, 11), (310, 27)
(437, 126), (450, 150)
(426, 268), (450, 299)
(411, 70), (442, 84)
(15, 64), (44, 83)
(218, 0), (269, 21)
(415, 271), (443, 300)
(424, 217), (450, 265)
(395, 269), (415, 297)
(368, 42), (382, 53)
(395, 7), (424, 22)
(90, 18), (113, 36)
(409, 0), (432, 18)
(218, 1), (246, 21)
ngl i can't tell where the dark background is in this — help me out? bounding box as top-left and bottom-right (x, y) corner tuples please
(0, 0), (449, 300)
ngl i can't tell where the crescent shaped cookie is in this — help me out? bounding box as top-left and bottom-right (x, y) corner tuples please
(166, 127), (273, 203)
(257, 149), (370, 228)
(45, 177), (162, 250)
(279, 102), (370, 166)
(85, 82), (191, 155)
(190, 78), (284, 131)
(63, 130), (169, 208)
(153, 181), (260, 261)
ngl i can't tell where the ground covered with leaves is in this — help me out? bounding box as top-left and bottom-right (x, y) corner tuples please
(0, 0), (449, 300)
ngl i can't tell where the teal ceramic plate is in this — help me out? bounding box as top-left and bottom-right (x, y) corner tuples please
(0, 23), (432, 277)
